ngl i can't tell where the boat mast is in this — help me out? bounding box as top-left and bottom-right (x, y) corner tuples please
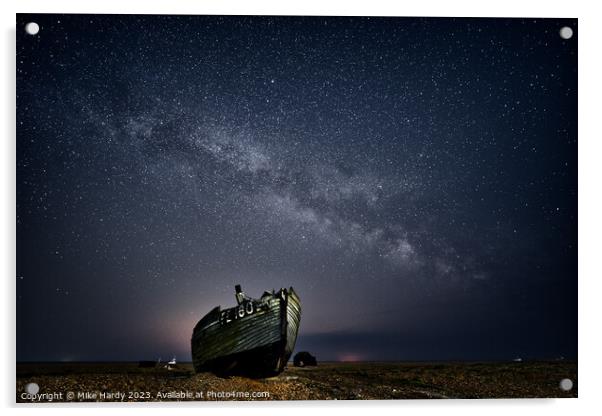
(235, 284), (246, 305)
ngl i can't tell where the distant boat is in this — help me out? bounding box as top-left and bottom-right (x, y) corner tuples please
(191, 285), (301, 377)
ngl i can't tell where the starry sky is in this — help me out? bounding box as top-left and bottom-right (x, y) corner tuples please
(16, 14), (577, 362)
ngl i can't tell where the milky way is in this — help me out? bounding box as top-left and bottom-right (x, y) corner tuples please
(17, 15), (577, 361)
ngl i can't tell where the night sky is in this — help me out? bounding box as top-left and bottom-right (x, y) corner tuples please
(17, 14), (577, 362)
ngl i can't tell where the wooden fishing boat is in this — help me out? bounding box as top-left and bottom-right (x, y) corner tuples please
(191, 285), (301, 377)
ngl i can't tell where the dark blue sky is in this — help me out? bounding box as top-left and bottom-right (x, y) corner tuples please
(17, 14), (577, 362)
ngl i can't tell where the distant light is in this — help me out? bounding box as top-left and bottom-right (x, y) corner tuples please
(25, 22), (40, 36)
(339, 353), (362, 362)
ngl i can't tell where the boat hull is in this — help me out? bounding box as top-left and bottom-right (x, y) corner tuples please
(191, 287), (300, 377)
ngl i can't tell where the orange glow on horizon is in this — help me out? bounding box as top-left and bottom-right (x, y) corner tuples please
(338, 353), (363, 362)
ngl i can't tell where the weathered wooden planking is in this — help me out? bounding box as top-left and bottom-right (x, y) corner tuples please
(191, 286), (302, 376)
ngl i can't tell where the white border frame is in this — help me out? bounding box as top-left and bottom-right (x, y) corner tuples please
(3, 1), (601, 415)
